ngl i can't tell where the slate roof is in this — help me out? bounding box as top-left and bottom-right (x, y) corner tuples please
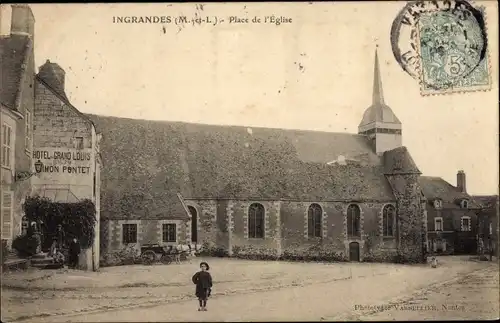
(359, 49), (401, 128)
(87, 114), (397, 220)
(472, 195), (499, 212)
(0, 34), (31, 110)
(419, 176), (482, 209)
(383, 146), (421, 175)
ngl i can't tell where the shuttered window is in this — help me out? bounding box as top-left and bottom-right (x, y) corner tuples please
(1, 123), (12, 168)
(1, 191), (14, 239)
(25, 110), (32, 150)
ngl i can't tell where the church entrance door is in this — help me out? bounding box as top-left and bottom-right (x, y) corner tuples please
(349, 242), (360, 262)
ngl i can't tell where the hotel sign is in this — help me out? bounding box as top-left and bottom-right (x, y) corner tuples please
(32, 149), (92, 175)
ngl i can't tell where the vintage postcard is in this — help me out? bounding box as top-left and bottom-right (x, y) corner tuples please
(1, 1), (498, 322)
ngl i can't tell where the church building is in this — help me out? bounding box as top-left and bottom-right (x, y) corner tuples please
(92, 50), (428, 263)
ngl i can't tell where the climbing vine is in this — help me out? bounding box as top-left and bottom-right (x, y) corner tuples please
(23, 196), (97, 249)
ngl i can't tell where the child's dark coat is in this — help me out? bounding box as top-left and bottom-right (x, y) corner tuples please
(192, 271), (212, 299)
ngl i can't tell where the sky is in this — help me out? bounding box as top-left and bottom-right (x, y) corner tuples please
(1, 2), (498, 195)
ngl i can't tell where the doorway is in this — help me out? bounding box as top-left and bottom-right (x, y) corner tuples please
(349, 242), (360, 262)
(188, 206), (198, 243)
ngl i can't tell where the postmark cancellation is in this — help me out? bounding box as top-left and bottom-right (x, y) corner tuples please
(391, 0), (492, 96)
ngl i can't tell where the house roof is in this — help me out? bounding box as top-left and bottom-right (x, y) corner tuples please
(419, 176), (482, 209)
(0, 34), (31, 111)
(87, 114), (396, 220)
(472, 195), (499, 211)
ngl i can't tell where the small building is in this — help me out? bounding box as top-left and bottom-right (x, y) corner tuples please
(419, 171), (483, 255)
(31, 60), (102, 271)
(1, 4), (101, 270)
(0, 4), (36, 248)
(91, 50), (428, 263)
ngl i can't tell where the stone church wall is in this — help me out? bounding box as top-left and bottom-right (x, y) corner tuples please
(101, 198), (410, 264)
(385, 174), (425, 263)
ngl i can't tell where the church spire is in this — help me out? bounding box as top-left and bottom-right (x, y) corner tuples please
(372, 48), (385, 105)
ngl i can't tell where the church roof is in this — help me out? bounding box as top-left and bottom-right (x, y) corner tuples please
(359, 49), (401, 128)
(383, 146), (421, 175)
(0, 34), (32, 111)
(419, 176), (482, 209)
(87, 114), (396, 220)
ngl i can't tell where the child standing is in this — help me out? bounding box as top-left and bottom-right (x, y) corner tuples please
(192, 262), (212, 311)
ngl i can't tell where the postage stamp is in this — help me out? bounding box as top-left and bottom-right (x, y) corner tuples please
(390, 0), (491, 95)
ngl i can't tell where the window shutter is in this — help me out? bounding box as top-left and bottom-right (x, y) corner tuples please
(1, 191), (14, 239)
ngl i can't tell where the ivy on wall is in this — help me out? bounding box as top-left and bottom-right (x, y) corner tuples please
(23, 196), (97, 249)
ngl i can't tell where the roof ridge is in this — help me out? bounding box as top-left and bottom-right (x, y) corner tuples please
(86, 113), (365, 136)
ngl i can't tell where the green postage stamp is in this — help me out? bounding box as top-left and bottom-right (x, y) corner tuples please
(390, 0), (491, 96)
(417, 9), (491, 95)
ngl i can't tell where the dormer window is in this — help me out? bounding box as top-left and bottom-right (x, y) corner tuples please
(460, 199), (469, 209)
(433, 199), (443, 209)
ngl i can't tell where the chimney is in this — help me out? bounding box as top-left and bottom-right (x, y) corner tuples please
(10, 4), (35, 38)
(38, 59), (67, 98)
(457, 170), (467, 193)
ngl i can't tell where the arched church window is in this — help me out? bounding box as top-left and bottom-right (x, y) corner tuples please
(308, 204), (322, 238)
(248, 203), (265, 239)
(347, 204), (361, 237)
(383, 205), (396, 236)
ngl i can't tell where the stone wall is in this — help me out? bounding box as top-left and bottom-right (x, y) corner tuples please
(385, 174), (425, 263)
(229, 200), (280, 258)
(186, 200), (217, 249)
(105, 219), (188, 253)
(101, 198), (414, 264)
(280, 201), (399, 262)
(32, 79), (101, 270)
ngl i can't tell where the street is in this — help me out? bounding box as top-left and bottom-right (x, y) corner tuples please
(2, 257), (498, 322)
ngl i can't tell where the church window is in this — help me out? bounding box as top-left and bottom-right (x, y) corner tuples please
(248, 203), (265, 239)
(383, 204), (396, 236)
(307, 203), (322, 238)
(347, 204), (361, 237)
